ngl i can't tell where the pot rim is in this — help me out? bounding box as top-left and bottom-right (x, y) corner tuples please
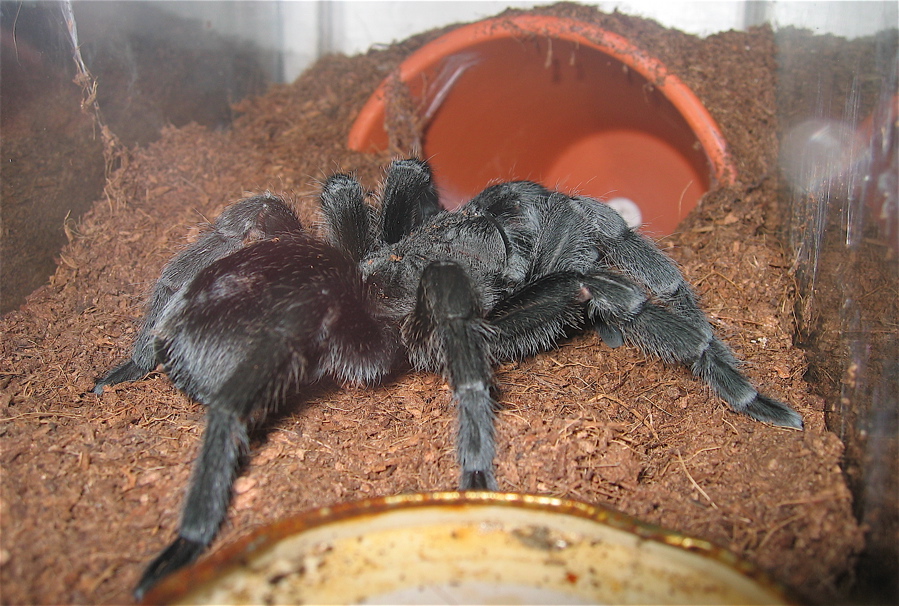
(348, 13), (737, 187)
(143, 491), (794, 604)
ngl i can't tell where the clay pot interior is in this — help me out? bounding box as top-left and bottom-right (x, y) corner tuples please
(349, 16), (736, 236)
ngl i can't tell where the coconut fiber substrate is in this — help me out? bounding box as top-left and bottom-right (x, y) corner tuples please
(0, 4), (864, 604)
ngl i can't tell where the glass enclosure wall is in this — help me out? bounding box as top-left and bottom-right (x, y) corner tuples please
(775, 6), (898, 599)
(1, 1), (896, 600)
(1, 1), (274, 312)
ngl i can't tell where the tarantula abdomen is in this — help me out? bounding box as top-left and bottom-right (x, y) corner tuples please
(157, 233), (400, 410)
(93, 194), (305, 394)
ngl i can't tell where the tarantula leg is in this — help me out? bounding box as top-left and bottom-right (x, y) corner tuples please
(574, 197), (681, 289)
(93, 194), (302, 394)
(579, 274), (803, 429)
(571, 195), (713, 329)
(409, 262), (498, 490)
(483, 271), (649, 361)
(320, 173), (375, 262)
(485, 273), (586, 360)
(691, 338), (803, 428)
(595, 322), (626, 348)
(133, 537), (204, 600)
(133, 407), (248, 600)
(380, 158), (441, 244)
(93, 358), (148, 392)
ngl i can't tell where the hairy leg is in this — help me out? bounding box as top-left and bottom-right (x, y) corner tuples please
(406, 261), (498, 490)
(380, 158), (442, 244)
(133, 408), (247, 600)
(485, 268), (802, 429)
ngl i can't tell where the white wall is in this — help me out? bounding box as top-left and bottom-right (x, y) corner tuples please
(297, 0), (756, 80)
(157, 1), (899, 82)
(767, 1), (898, 39)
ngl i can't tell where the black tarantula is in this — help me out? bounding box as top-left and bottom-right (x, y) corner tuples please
(93, 158), (803, 598)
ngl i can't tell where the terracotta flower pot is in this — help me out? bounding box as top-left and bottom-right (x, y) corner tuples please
(348, 15), (736, 236)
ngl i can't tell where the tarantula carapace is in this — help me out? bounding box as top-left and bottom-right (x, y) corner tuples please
(94, 158), (803, 598)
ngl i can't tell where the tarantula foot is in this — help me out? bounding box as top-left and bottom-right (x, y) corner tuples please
(92, 359), (146, 394)
(595, 322), (625, 348)
(745, 394), (804, 430)
(461, 470), (496, 491)
(133, 536), (205, 600)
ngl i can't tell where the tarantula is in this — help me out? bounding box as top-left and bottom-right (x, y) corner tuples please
(93, 158), (802, 598)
